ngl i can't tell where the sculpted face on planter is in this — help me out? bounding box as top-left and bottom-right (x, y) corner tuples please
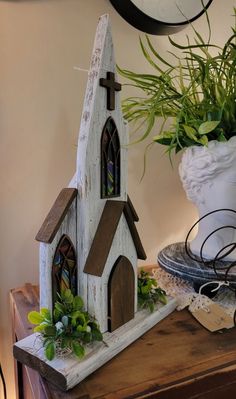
(179, 137), (236, 261)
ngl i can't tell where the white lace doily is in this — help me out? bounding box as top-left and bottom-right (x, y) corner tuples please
(152, 266), (236, 318)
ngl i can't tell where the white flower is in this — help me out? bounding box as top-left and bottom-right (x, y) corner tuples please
(86, 326), (91, 333)
(55, 321), (64, 332)
(61, 315), (69, 327)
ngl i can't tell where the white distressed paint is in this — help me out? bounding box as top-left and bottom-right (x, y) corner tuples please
(87, 213), (138, 333)
(39, 12), (144, 332)
(32, 15), (172, 390)
(40, 199), (77, 312)
(40, 15), (133, 320)
(75, 15), (129, 310)
(14, 298), (177, 390)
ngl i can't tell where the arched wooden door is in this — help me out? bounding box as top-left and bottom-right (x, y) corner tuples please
(108, 256), (135, 332)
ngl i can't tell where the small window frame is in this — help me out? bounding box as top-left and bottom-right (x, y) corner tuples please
(51, 234), (77, 307)
(101, 117), (121, 199)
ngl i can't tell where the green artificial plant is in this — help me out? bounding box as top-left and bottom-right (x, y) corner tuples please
(118, 8), (236, 158)
(28, 289), (103, 361)
(138, 269), (167, 312)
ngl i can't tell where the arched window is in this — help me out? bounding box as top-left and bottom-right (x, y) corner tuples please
(52, 235), (77, 306)
(101, 117), (120, 198)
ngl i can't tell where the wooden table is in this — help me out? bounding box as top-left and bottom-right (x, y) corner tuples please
(10, 283), (236, 399)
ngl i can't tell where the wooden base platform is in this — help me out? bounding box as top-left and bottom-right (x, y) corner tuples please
(13, 298), (176, 391)
(11, 282), (236, 399)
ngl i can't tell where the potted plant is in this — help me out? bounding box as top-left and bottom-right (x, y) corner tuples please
(118, 9), (236, 261)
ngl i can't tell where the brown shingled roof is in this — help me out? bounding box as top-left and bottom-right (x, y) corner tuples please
(35, 188), (78, 244)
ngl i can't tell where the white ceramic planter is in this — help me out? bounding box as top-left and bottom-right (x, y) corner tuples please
(179, 136), (236, 261)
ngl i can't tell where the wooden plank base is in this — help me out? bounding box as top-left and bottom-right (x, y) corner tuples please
(13, 298), (176, 391)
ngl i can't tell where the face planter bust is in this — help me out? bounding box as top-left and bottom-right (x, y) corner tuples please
(179, 136), (236, 261)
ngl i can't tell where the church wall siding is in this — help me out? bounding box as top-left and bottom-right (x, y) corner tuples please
(39, 199), (77, 312)
(87, 213), (138, 333)
(76, 17), (129, 311)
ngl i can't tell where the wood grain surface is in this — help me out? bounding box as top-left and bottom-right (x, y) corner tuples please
(11, 281), (236, 398)
(36, 188), (78, 244)
(123, 202), (146, 260)
(83, 200), (125, 276)
(108, 256), (135, 331)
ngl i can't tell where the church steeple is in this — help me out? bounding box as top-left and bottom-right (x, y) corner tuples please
(75, 15), (129, 306)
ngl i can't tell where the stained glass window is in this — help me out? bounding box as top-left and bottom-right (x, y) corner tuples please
(52, 235), (77, 306)
(101, 117), (120, 198)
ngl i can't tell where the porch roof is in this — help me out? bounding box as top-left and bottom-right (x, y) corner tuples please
(83, 199), (146, 277)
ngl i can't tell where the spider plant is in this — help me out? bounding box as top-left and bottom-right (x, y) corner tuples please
(118, 8), (236, 158)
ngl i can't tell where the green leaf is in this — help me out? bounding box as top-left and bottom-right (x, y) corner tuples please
(62, 289), (73, 304)
(44, 325), (56, 336)
(138, 297), (145, 308)
(148, 301), (154, 313)
(217, 130), (227, 142)
(72, 341), (85, 358)
(138, 271), (167, 312)
(61, 337), (70, 349)
(45, 341), (55, 361)
(53, 308), (61, 322)
(34, 324), (46, 333)
(73, 296), (84, 310)
(139, 37), (164, 74)
(40, 308), (51, 320)
(182, 125), (198, 141)
(54, 302), (65, 314)
(76, 325), (87, 332)
(150, 278), (157, 287)
(28, 311), (44, 325)
(71, 311), (85, 323)
(116, 11), (236, 161)
(71, 318), (77, 327)
(141, 286), (149, 295)
(88, 321), (99, 330)
(198, 120), (220, 135)
(81, 332), (92, 343)
(145, 35), (174, 69)
(157, 292), (167, 305)
(153, 131), (175, 146)
(91, 328), (103, 342)
(199, 135), (208, 146)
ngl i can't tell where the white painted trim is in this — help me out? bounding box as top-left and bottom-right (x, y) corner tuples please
(40, 200), (77, 311)
(14, 299), (177, 390)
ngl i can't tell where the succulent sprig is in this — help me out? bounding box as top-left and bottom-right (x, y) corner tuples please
(28, 289), (103, 361)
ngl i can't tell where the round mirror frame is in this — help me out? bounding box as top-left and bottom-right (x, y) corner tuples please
(110, 0), (213, 35)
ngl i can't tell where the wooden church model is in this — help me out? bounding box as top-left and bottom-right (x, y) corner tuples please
(14, 15), (176, 391)
(35, 14), (146, 334)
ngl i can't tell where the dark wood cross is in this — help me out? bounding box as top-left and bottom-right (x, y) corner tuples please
(100, 71), (122, 111)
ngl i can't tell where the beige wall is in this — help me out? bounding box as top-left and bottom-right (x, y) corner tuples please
(0, 0), (234, 397)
